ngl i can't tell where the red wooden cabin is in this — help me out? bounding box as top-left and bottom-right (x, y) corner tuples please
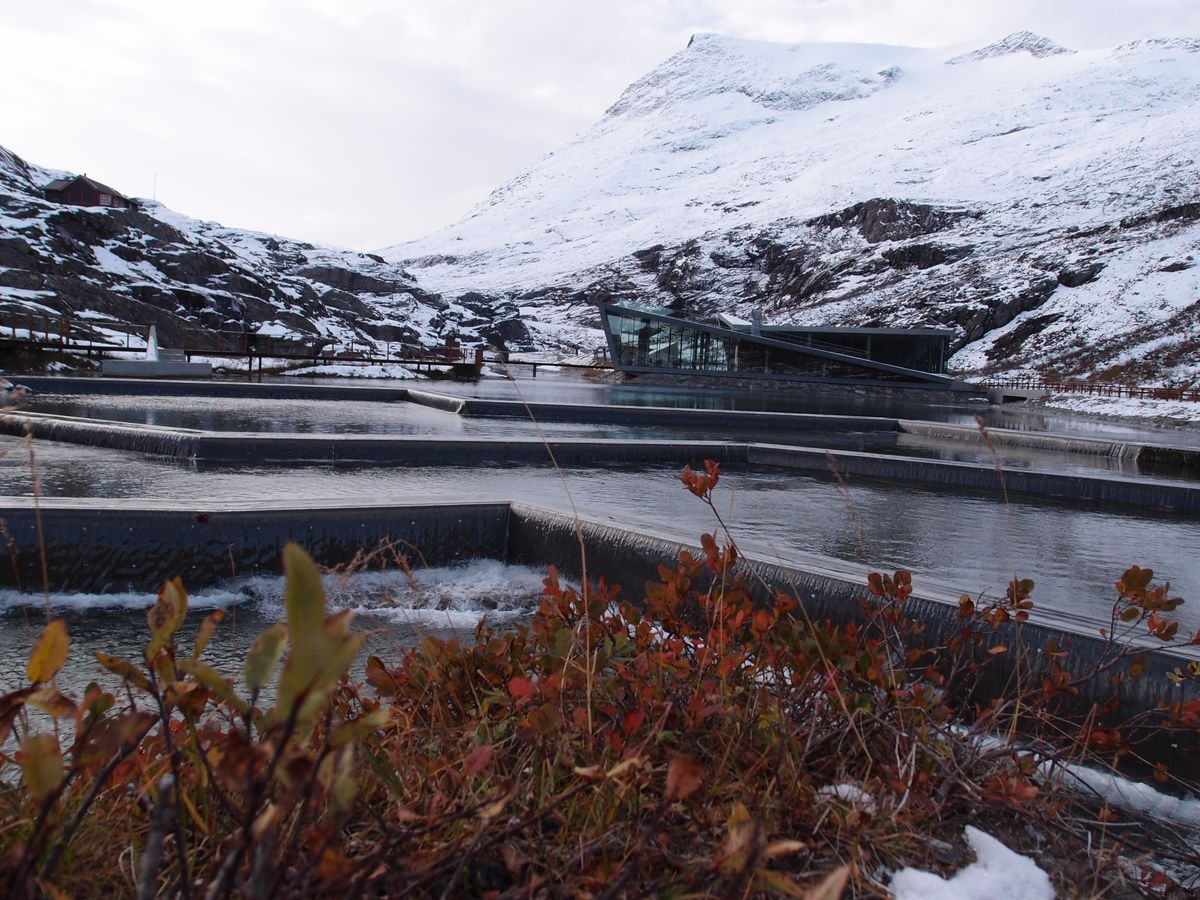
(43, 174), (138, 210)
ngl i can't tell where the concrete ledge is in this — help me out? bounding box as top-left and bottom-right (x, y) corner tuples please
(4, 411), (1199, 513)
(446, 394), (899, 432)
(748, 443), (1200, 513)
(101, 360), (213, 378)
(19, 375), (412, 402)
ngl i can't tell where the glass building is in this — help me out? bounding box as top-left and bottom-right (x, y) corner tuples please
(600, 303), (954, 388)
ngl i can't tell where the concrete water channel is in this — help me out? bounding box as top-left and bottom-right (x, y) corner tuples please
(0, 371), (1198, 712)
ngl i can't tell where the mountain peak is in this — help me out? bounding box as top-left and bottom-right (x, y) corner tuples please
(948, 31), (1074, 64)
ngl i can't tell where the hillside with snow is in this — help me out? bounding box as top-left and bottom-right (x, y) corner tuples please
(0, 147), (528, 361)
(389, 32), (1200, 383)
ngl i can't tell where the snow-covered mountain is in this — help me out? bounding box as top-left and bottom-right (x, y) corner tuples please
(389, 32), (1200, 383)
(0, 147), (528, 361)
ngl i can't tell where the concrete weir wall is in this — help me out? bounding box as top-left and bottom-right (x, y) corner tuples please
(505, 504), (1200, 720)
(0, 500), (510, 593)
(0, 498), (1194, 722)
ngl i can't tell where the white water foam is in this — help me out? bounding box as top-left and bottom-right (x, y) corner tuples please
(0, 559), (549, 626)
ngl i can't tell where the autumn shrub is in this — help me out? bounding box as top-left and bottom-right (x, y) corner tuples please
(1, 461), (1199, 897)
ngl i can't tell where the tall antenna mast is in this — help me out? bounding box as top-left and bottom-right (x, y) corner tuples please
(153, 173), (157, 202)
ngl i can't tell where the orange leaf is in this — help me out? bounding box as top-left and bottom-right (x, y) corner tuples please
(665, 754), (703, 801)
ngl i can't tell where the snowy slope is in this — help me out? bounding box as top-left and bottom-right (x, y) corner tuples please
(388, 32), (1200, 382)
(0, 146), (529, 361)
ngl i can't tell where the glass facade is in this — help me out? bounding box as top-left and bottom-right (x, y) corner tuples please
(602, 305), (952, 386)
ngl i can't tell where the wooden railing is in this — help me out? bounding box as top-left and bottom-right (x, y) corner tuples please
(981, 376), (1200, 403)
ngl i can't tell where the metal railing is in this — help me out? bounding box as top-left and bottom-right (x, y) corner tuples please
(981, 376), (1200, 403)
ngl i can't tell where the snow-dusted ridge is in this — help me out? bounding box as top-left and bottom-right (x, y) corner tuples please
(2, 31), (1199, 381)
(389, 31), (1200, 383)
(0, 146), (529, 358)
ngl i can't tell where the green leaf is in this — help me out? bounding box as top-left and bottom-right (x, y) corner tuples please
(273, 629), (365, 728)
(283, 543), (325, 640)
(20, 732), (64, 802)
(318, 744), (356, 813)
(244, 623), (289, 691)
(27, 619), (69, 684)
(177, 658), (248, 714)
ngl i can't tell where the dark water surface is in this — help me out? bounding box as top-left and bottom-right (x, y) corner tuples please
(2, 371), (1199, 692)
(27, 390), (1193, 482)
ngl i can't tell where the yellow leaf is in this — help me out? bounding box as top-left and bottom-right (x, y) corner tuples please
(147, 579), (188, 638)
(755, 869), (808, 897)
(988, 645), (1008, 655)
(604, 756), (644, 780)
(727, 801), (752, 831)
(27, 619), (69, 683)
(283, 543), (325, 640)
(272, 630), (365, 729)
(803, 864), (850, 900)
(95, 652), (150, 691)
(192, 609), (225, 660)
(20, 732), (64, 802)
(763, 840), (808, 860)
(252, 802), (283, 841)
(244, 623), (289, 691)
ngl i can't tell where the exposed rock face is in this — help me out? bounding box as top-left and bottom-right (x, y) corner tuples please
(806, 200), (975, 245)
(0, 147), (532, 357)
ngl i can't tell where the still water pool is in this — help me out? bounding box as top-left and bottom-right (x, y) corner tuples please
(2, 372), (1198, 689)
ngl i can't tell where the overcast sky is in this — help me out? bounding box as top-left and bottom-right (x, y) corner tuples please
(4, 1), (1199, 250)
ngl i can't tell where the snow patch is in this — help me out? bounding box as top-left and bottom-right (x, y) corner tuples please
(891, 826), (1054, 900)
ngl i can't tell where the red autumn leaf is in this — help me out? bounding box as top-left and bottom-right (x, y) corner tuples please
(508, 677), (536, 701)
(463, 744), (494, 776)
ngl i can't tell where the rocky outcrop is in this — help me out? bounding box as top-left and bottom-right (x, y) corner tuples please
(806, 199), (976, 244)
